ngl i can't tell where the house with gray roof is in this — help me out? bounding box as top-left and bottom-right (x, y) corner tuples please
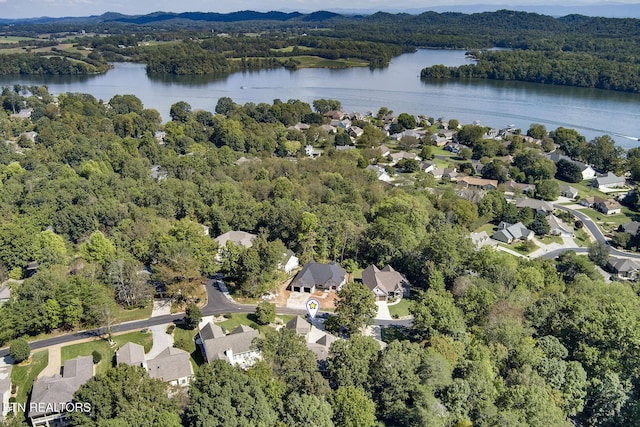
(504, 180), (536, 195)
(289, 261), (347, 293)
(546, 215), (574, 237)
(198, 323), (260, 369)
(559, 185), (579, 199)
(593, 172), (626, 190)
(622, 221), (640, 236)
(607, 257), (640, 280)
(361, 264), (410, 302)
(547, 151), (596, 180)
(29, 356), (93, 427)
(366, 165), (393, 183)
(492, 222), (534, 244)
(116, 342), (193, 387)
(215, 230), (257, 249)
(470, 231), (497, 249)
(514, 198), (554, 215)
(286, 316), (338, 371)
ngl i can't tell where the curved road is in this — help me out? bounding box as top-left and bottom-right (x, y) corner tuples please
(553, 205), (640, 259)
(0, 280), (411, 357)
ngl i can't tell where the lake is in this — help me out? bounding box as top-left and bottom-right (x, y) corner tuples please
(2, 49), (639, 148)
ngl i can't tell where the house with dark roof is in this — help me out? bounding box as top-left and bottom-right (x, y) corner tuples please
(286, 316), (338, 371)
(198, 323), (260, 368)
(289, 261), (347, 293)
(29, 356), (94, 427)
(491, 222), (534, 244)
(607, 257), (640, 280)
(361, 265), (410, 302)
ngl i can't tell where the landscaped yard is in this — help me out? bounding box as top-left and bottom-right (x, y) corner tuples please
(556, 179), (606, 199)
(388, 298), (413, 318)
(499, 240), (538, 255)
(475, 223), (497, 235)
(11, 350), (48, 407)
(61, 331), (153, 375)
(113, 304), (152, 323)
(173, 326), (205, 369)
(574, 228), (591, 246)
(577, 208), (633, 233)
(538, 235), (564, 245)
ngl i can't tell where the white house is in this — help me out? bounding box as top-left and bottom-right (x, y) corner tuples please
(279, 249), (299, 274)
(593, 172), (626, 190)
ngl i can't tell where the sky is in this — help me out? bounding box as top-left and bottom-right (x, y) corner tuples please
(1, 0), (639, 19)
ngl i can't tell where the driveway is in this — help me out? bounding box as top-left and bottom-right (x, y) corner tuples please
(151, 299), (172, 317)
(146, 324), (174, 359)
(375, 301), (393, 321)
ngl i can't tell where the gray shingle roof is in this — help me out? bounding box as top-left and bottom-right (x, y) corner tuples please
(286, 316), (311, 336)
(361, 264), (408, 296)
(214, 231), (257, 248)
(116, 342), (146, 367)
(201, 323), (259, 363)
(147, 347), (193, 383)
(290, 261), (346, 290)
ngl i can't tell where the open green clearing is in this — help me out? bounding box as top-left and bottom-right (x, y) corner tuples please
(290, 55), (368, 68)
(11, 350), (48, 407)
(388, 298), (412, 318)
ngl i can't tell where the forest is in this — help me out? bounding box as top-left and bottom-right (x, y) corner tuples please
(1, 85), (640, 426)
(3, 9), (640, 91)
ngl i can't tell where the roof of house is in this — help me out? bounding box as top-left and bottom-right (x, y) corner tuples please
(361, 264), (408, 296)
(116, 342), (146, 367)
(595, 172), (625, 186)
(29, 356), (94, 418)
(147, 347), (193, 382)
(546, 215), (574, 234)
(608, 257), (640, 273)
(495, 221), (533, 241)
(390, 151), (418, 161)
(514, 198), (554, 212)
(504, 180), (536, 192)
(623, 221), (640, 235)
(286, 316), (311, 336)
(201, 323), (260, 363)
(199, 322), (226, 341)
(214, 230), (257, 248)
(458, 176), (498, 188)
(559, 184), (578, 195)
(290, 261), (347, 289)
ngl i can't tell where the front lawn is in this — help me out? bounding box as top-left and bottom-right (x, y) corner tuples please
(113, 304), (152, 323)
(577, 208), (633, 233)
(574, 228), (592, 246)
(388, 298), (413, 318)
(61, 330), (153, 375)
(538, 235), (564, 245)
(11, 350), (48, 407)
(173, 326), (205, 369)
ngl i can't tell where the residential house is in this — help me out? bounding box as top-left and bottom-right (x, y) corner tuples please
(431, 134), (449, 147)
(289, 261), (347, 293)
(335, 145), (356, 152)
(607, 257), (640, 280)
(214, 230), (257, 249)
(29, 356), (94, 427)
(361, 264), (410, 302)
(366, 165), (393, 183)
(347, 126), (364, 138)
(471, 159), (485, 175)
(0, 281), (11, 305)
(389, 151), (420, 165)
(429, 168), (458, 181)
(547, 151), (596, 180)
(491, 222), (534, 244)
(10, 108), (33, 120)
(147, 347), (193, 387)
(504, 180), (536, 195)
(198, 323), (261, 369)
(593, 172), (625, 190)
(116, 342), (194, 387)
(377, 144), (391, 157)
(286, 316), (338, 371)
(514, 198), (554, 215)
(579, 196), (596, 208)
(559, 185), (579, 199)
(622, 221), (640, 236)
(323, 110), (344, 121)
(470, 231), (497, 249)
(154, 131), (166, 144)
(304, 144), (322, 158)
(320, 124), (337, 134)
(150, 165), (168, 181)
(546, 215), (574, 237)
(456, 188), (486, 203)
(279, 249), (300, 274)
(593, 197), (622, 215)
(457, 176), (498, 190)
(21, 131), (38, 143)
(419, 161), (436, 173)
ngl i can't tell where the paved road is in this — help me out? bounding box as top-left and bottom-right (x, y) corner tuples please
(554, 204), (640, 260)
(0, 280), (411, 357)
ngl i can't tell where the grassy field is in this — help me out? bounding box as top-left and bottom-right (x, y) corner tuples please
(173, 326), (204, 369)
(574, 228), (591, 246)
(577, 207), (632, 233)
(558, 179), (606, 199)
(11, 350), (48, 407)
(113, 304), (152, 323)
(270, 45), (312, 53)
(290, 55), (368, 68)
(538, 235), (564, 245)
(61, 331), (153, 375)
(0, 36), (38, 43)
(476, 223), (497, 235)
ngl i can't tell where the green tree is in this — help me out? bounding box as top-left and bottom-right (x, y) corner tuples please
(331, 386), (377, 427)
(527, 123), (548, 140)
(335, 281), (377, 336)
(9, 338), (30, 363)
(215, 96), (235, 115)
(327, 335), (380, 390)
(536, 179), (560, 201)
(588, 240), (610, 267)
(255, 301), (276, 325)
(555, 159), (583, 183)
(284, 393), (334, 427)
(184, 361), (277, 427)
(169, 100), (191, 122)
(410, 288), (466, 341)
(183, 302), (202, 330)
(396, 113), (417, 130)
(81, 230), (116, 267)
(530, 212), (550, 236)
(69, 364), (182, 426)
